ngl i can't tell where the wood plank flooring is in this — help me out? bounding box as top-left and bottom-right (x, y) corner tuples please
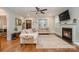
(0, 36), (79, 52)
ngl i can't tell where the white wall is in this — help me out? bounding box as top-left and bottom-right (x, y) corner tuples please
(47, 17), (55, 33)
(54, 16), (61, 35)
(1, 8), (24, 40)
(54, 7), (79, 44)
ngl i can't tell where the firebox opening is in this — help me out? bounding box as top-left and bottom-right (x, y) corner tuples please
(62, 28), (72, 43)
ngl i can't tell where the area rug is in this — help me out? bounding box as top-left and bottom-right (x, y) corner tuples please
(36, 35), (75, 48)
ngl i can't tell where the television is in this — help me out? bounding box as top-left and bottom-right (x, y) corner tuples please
(59, 10), (70, 21)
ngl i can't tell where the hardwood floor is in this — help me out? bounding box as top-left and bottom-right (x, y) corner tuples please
(0, 36), (79, 52)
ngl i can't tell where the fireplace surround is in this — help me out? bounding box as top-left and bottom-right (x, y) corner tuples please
(62, 28), (72, 43)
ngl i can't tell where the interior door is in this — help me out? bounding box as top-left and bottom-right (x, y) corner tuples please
(26, 20), (32, 29)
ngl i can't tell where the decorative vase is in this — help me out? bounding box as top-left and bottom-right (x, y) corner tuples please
(73, 18), (77, 23)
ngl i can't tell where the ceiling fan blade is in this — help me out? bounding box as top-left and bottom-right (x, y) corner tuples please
(41, 9), (47, 11)
(40, 11), (45, 14)
(35, 7), (40, 11)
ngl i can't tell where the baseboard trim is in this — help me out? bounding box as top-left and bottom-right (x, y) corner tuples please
(54, 33), (62, 38)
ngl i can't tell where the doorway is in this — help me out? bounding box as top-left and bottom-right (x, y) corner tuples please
(0, 9), (7, 39)
(0, 9), (7, 50)
(0, 16), (7, 38)
(26, 20), (32, 29)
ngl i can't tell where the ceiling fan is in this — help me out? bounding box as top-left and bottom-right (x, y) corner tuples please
(32, 7), (47, 14)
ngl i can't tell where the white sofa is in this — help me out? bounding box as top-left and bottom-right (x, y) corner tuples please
(19, 29), (38, 44)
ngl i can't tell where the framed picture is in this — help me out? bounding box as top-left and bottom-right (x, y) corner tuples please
(22, 22), (25, 29)
(15, 18), (22, 26)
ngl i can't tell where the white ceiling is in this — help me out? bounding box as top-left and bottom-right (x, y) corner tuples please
(0, 9), (7, 15)
(6, 7), (66, 17)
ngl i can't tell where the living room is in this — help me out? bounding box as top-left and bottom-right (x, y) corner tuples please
(0, 7), (79, 52)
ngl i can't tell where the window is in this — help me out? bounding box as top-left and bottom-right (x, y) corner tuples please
(38, 19), (48, 28)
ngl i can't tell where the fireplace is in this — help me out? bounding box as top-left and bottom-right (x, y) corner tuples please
(62, 28), (72, 43)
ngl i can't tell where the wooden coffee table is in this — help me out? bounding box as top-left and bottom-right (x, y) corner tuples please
(26, 39), (37, 49)
(20, 37), (37, 48)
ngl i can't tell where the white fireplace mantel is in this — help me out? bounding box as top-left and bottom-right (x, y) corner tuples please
(60, 24), (79, 45)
